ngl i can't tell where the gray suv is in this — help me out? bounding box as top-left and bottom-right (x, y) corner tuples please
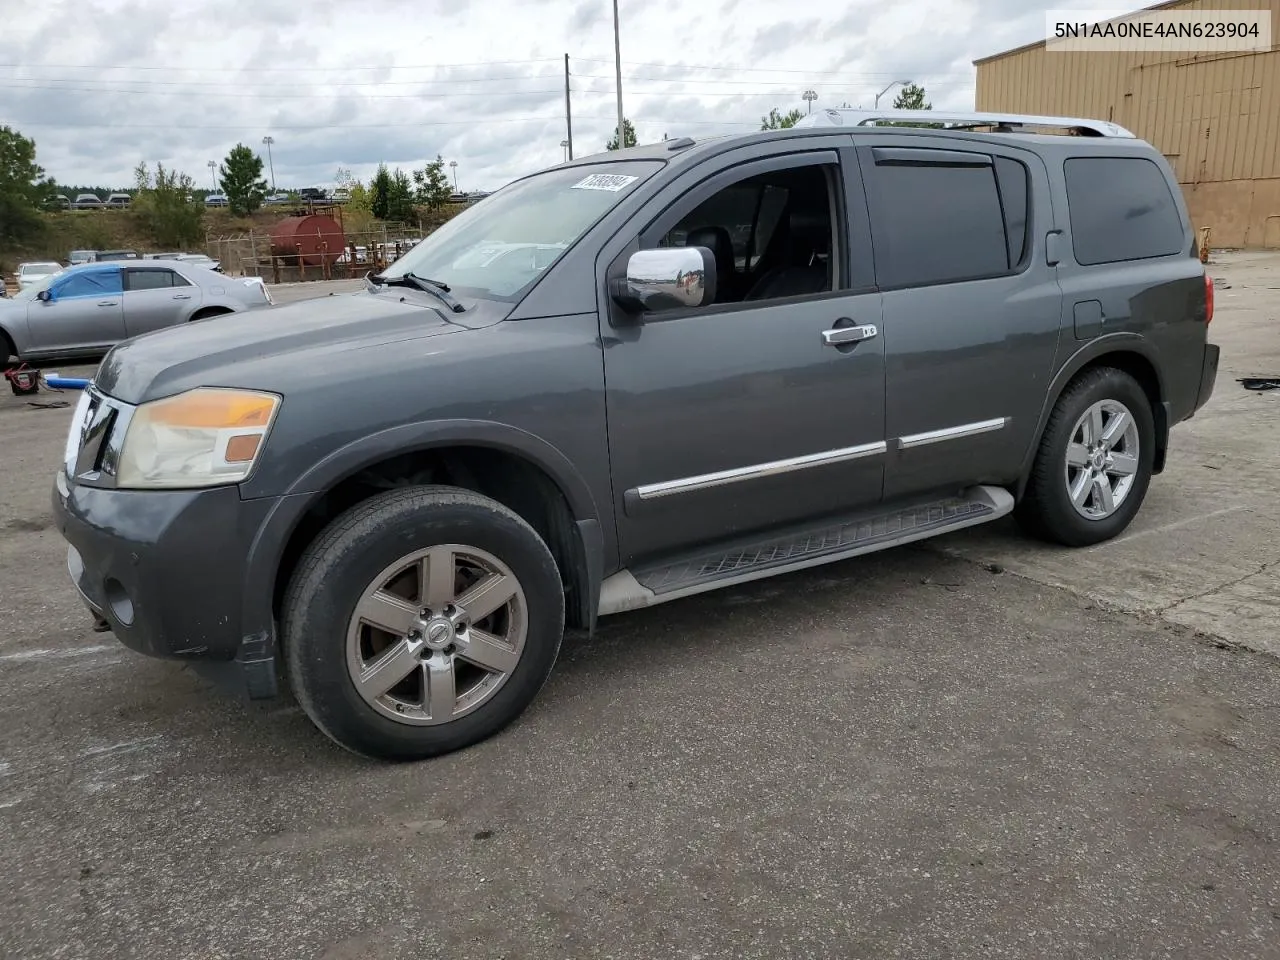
(53, 109), (1219, 761)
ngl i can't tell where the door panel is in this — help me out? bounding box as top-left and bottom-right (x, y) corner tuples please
(27, 266), (125, 354)
(601, 146), (887, 567)
(856, 140), (1064, 501)
(123, 267), (193, 337)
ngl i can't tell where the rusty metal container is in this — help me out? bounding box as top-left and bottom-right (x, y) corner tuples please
(270, 215), (346, 267)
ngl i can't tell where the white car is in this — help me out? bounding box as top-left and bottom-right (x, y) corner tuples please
(17, 261), (63, 291)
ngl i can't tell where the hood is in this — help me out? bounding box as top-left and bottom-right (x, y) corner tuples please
(95, 286), (507, 405)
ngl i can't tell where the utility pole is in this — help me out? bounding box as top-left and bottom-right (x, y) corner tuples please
(449, 160), (458, 191)
(612, 0), (625, 149)
(262, 136), (276, 192)
(803, 89), (817, 114)
(563, 53), (574, 160)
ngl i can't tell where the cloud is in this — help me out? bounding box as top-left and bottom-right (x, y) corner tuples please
(2, 0), (1151, 192)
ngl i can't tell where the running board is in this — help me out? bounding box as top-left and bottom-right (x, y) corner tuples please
(597, 485), (1014, 616)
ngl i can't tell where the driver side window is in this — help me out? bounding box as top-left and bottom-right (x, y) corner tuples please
(54, 269), (122, 299)
(652, 161), (838, 306)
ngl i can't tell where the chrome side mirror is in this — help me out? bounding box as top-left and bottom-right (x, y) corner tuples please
(611, 246), (717, 314)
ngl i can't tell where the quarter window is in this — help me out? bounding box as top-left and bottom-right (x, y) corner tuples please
(1064, 156), (1184, 265)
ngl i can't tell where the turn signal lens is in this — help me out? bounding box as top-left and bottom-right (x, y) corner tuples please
(1204, 274), (1214, 324)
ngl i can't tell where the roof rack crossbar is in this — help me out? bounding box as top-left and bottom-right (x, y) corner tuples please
(794, 108), (1136, 139)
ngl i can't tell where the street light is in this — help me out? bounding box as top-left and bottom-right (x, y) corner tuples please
(262, 135), (276, 192)
(802, 89), (817, 114)
(612, 0), (625, 148)
(449, 159), (458, 191)
(560, 139), (569, 162)
(875, 79), (913, 108)
(207, 159), (217, 192)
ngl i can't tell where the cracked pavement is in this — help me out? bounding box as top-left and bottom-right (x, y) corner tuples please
(1, 260), (1279, 959)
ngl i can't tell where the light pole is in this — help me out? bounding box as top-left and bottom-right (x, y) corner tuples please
(802, 89), (817, 114)
(875, 79), (912, 108)
(612, 0), (625, 148)
(207, 160), (217, 192)
(560, 139), (569, 162)
(262, 136), (276, 192)
(449, 160), (458, 191)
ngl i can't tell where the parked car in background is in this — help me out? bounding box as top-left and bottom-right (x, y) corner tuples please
(16, 261), (63, 291)
(299, 187), (327, 202)
(68, 250), (97, 265)
(264, 193), (292, 206)
(72, 194), (104, 210)
(105, 193), (132, 208)
(94, 250), (140, 262)
(205, 192), (229, 208)
(331, 188), (351, 203)
(174, 253), (222, 272)
(0, 259), (273, 363)
(47, 194), (71, 210)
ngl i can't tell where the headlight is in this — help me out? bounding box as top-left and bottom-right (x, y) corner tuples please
(115, 387), (280, 489)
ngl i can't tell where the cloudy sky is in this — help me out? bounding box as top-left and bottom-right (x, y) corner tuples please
(4, 0), (1144, 193)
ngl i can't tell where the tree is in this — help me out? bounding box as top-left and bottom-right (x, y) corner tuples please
(133, 161), (204, 248)
(386, 167), (416, 222)
(334, 166), (356, 190)
(606, 118), (637, 150)
(761, 107), (805, 130)
(412, 155), (452, 212)
(218, 143), (268, 215)
(369, 163), (393, 220)
(892, 82), (932, 111)
(0, 125), (51, 246)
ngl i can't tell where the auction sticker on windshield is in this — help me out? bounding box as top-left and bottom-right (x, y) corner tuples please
(571, 173), (639, 192)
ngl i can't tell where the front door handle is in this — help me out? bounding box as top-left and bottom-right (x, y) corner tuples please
(821, 323), (878, 346)
(97, 300), (118, 307)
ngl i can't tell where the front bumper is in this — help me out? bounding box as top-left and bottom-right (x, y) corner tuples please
(52, 469), (285, 699)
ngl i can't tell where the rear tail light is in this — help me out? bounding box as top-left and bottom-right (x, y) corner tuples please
(1204, 274), (1214, 324)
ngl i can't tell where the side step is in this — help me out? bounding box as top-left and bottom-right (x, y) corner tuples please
(597, 485), (1014, 616)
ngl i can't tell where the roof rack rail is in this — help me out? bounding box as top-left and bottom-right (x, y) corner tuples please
(793, 108), (1136, 139)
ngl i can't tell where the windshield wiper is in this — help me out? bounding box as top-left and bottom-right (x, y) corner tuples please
(370, 270), (466, 313)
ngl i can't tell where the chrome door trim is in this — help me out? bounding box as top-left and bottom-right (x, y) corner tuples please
(634, 441), (888, 501)
(898, 417), (1009, 449)
(821, 323), (878, 346)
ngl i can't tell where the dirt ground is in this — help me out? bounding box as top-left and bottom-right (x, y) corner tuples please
(1, 260), (1278, 959)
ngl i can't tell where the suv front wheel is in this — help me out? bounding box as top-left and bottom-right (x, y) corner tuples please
(1017, 365), (1156, 547)
(282, 485), (566, 761)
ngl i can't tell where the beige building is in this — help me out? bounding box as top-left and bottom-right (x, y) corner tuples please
(974, 0), (1280, 248)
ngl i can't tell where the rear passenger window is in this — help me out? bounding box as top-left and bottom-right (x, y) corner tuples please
(1064, 157), (1184, 265)
(125, 269), (175, 291)
(994, 157), (1029, 268)
(862, 150), (1020, 289)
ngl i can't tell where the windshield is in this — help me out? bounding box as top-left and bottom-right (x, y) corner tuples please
(380, 160), (662, 301)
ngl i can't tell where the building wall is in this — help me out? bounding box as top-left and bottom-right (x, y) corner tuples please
(974, 0), (1280, 247)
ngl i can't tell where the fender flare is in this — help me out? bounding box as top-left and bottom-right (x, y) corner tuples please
(1014, 333), (1168, 500)
(240, 419), (607, 652)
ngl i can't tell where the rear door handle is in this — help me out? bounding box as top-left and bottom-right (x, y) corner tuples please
(821, 323), (878, 346)
(172, 294), (192, 300)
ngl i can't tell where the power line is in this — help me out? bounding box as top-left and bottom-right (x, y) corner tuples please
(0, 57), (563, 72)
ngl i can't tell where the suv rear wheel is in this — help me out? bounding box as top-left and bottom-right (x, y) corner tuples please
(282, 485), (565, 761)
(1016, 366), (1155, 547)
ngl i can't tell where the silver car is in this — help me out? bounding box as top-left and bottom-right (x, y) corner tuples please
(16, 261), (63, 291)
(0, 260), (273, 363)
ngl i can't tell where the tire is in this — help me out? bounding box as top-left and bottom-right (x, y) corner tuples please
(282, 484), (565, 761)
(0, 331), (15, 365)
(1015, 366), (1155, 547)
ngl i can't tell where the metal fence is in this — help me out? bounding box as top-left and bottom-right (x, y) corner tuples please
(206, 224), (430, 281)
